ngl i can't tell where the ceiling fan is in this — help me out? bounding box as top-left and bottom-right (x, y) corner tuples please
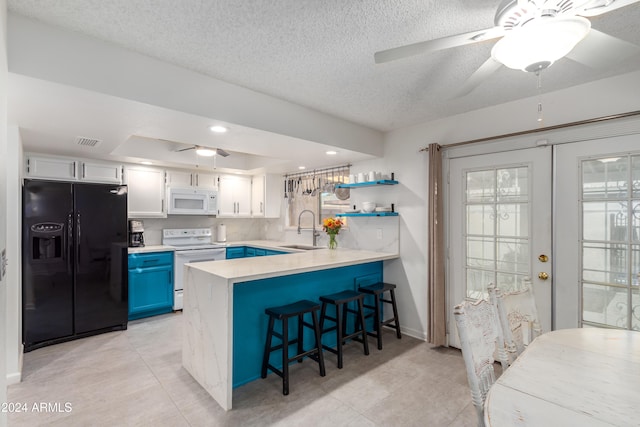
(176, 145), (230, 157)
(375, 0), (640, 95)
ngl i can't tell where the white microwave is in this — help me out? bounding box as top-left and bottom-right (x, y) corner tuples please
(167, 188), (217, 215)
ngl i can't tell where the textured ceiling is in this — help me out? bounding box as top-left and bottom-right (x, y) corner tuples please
(7, 0), (640, 132)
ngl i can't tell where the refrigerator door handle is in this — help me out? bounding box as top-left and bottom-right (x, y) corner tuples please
(76, 212), (81, 271)
(67, 212), (73, 274)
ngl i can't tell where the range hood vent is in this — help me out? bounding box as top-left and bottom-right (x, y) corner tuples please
(75, 136), (102, 147)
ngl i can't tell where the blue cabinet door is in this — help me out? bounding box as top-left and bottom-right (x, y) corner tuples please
(128, 252), (174, 320)
(128, 265), (174, 320)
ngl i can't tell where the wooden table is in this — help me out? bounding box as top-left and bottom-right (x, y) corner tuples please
(484, 328), (640, 426)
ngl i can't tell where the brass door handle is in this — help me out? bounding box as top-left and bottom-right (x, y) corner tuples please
(538, 272), (549, 280)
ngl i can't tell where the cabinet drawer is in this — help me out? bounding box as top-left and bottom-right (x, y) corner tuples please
(226, 247), (246, 259)
(128, 252), (173, 269)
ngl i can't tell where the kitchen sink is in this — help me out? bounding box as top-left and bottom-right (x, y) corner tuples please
(281, 244), (322, 251)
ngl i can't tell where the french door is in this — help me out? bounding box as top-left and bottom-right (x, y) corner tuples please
(446, 128), (640, 347)
(555, 134), (640, 330)
(447, 146), (552, 347)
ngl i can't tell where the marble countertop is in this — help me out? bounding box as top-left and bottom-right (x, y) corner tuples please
(128, 245), (175, 254)
(185, 244), (398, 282)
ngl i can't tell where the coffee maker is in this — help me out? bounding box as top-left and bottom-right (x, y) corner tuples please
(128, 220), (145, 247)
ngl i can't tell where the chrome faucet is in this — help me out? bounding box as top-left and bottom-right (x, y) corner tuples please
(297, 209), (320, 246)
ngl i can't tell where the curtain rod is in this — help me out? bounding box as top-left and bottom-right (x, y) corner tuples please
(284, 163), (351, 179)
(419, 110), (640, 152)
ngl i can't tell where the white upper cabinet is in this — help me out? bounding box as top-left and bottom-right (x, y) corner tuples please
(166, 170), (217, 189)
(251, 174), (282, 218)
(218, 174), (251, 217)
(26, 155), (123, 184)
(26, 156), (78, 181)
(124, 166), (166, 218)
(80, 161), (122, 184)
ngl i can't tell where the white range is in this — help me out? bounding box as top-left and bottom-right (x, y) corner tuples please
(162, 228), (226, 310)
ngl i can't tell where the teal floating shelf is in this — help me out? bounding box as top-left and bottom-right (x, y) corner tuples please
(335, 180), (399, 188)
(336, 212), (398, 217)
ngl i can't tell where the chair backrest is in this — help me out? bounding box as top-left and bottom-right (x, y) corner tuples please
(454, 298), (508, 427)
(490, 278), (541, 356)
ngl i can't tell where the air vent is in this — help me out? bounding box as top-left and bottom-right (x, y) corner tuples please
(75, 136), (102, 147)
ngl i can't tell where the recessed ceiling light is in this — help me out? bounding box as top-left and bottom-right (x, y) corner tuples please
(298, 166), (306, 170)
(326, 150), (338, 155)
(209, 125), (228, 133)
(140, 161), (153, 165)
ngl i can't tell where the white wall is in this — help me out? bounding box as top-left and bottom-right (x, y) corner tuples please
(378, 70), (640, 341)
(1, 0), (9, 424)
(6, 126), (22, 385)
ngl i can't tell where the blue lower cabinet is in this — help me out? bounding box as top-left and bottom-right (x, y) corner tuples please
(227, 246), (286, 258)
(265, 249), (286, 256)
(128, 252), (174, 320)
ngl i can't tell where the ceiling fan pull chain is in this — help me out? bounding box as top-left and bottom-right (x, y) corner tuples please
(536, 70), (544, 125)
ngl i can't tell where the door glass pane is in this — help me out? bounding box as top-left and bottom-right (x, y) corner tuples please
(466, 205), (495, 235)
(582, 157), (628, 200)
(583, 201), (627, 241)
(497, 167), (528, 202)
(632, 155), (640, 198)
(496, 203), (528, 236)
(581, 154), (640, 330)
(464, 166), (530, 299)
(466, 170), (495, 203)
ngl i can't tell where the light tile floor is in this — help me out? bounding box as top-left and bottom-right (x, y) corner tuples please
(8, 312), (479, 426)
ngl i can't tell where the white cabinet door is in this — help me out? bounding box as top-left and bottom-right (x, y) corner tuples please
(166, 171), (217, 189)
(124, 166), (166, 218)
(26, 156), (78, 181)
(166, 170), (194, 188)
(195, 172), (217, 189)
(251, 175), (265, 217)
(218, 175), (251, 217)
(251, 174), (282, 218)
(81, 161), (122, 184)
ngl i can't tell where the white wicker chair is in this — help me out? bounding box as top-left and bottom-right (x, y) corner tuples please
(454, 298), (509, 427)
(489, 278), (542, 358)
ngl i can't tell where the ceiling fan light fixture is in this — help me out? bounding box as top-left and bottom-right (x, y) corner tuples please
(209, 125), (228, 133)
(195, 147), (217, 157)
(491, 16), (591, 71)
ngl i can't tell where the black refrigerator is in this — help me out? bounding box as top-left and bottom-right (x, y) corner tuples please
(22, 180), (129, 352)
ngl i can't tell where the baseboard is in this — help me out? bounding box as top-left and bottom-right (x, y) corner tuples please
(6, 371), (21, 386)
(6, 344), (24, 385)
(382, 324), (427, 341)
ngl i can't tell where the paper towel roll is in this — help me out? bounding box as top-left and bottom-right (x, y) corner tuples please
(217, 224), (227, 243)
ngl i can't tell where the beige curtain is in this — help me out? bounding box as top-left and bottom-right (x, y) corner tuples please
(427, 143), (446, 346)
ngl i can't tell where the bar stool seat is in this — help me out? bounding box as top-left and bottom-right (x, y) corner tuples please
(358, 282), (401, 350)
(319, 290), (369, 368)
(261, 299), (326, 395)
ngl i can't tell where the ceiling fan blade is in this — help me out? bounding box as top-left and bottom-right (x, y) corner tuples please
(175, 146), (196, 152)
(566, 29), (640, 68)
(374, 26), (504, 64)
(575, 0), (640, 17)
(454, 57), (503, 98)
(216, 148), (230, 157)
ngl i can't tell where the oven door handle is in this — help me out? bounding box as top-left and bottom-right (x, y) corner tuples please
(174, 249), (226, 258)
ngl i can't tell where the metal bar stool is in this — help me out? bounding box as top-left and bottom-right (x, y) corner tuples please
(261, 299), (326, 395)
(319, 290), (369, 368)
(358, 282), (401, 350)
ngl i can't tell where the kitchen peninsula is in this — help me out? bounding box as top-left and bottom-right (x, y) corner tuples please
(181, 241), (398, 410)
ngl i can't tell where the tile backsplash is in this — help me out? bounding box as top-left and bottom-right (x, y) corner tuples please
(136, 215), (399, 255)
